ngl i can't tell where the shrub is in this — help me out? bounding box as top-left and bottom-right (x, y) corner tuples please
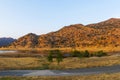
(71, 50), (83, 58)
(47, 50), (63, 65)
(56, 52), (63, 65)
(94, 50), (107, 57)
(82, 50), (90, 57)
(47, 51), (53, 63)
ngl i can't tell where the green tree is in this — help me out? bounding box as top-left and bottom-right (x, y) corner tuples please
(47, 50), (63, 65)
(94, 50), (107, 57)
(56, 50), (63, 65)
(47, 51), (53, 63)
(71, 50), (83, 58)
(83, 50), (90, 57)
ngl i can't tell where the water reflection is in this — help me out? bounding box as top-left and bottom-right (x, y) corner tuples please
(0, 50), (16, 54)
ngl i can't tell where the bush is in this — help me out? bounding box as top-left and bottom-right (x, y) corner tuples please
(71, 50), (107, 58)
(71, 50), (80, 57)
(71, 50), (83, 58)
(56, 51), (63, 65)
(94, 50), (107, 57)
(82, 50), (90, 57)
(47, 50), (63, 65)
(47, 51), (53, 63)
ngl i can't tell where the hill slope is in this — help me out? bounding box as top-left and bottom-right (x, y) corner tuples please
(10, 18), (120, 48)
(10, 33), (38, 48)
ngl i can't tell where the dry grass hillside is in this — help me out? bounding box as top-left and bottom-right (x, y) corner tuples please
(11, 33), (38, 48)
(9, 18), (120, 48)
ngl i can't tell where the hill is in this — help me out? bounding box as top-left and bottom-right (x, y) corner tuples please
(10, 33), (38, 48)
(10, 18), (120, 48)
(0, 38), (15, 47)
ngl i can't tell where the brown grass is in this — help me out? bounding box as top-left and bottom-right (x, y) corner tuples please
(0, 55), (120, 70)
(1, 46), (120, 52)
(51, 55), (120, 69)
(0, 73), (120, 80)
(0, 57), (42, 70)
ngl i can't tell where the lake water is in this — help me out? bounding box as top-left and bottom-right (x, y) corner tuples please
(0, 50), (16, 54)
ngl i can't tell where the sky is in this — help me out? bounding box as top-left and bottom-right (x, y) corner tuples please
(0, 0), (120, 39)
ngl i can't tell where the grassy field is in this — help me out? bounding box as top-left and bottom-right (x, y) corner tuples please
(0, 49), (120, 80)
(0, 55), (120, 70)
(0, 73), (120, 80)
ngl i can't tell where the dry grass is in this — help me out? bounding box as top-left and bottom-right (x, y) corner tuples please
(0, 73), (120, 80)
(0, 53), (42, 57)
(0, 55), (120, 70)
(50, 55), (120, 69)
(1, 46), (120, 52)
(0, 57), (46, 70)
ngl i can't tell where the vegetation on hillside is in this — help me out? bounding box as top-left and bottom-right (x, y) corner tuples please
(9, 18), (120, 48)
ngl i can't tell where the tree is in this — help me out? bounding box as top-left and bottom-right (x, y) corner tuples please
(56, 50), (63, 65)
(94, 50), (107, 57)
(47, 51), (53, 63)
(83, 50), (90, 57)
(71, 50), (83, 58)
(47, 50), (63, 65)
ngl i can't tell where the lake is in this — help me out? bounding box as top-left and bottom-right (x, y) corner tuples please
(0, 50), (17, 54)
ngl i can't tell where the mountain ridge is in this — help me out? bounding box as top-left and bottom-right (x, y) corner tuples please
(9, 18), (120, 48)
(0, 38), (15, 47)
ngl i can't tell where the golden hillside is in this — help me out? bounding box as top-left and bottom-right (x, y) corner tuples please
(10, 18), (120, 48)
(11, 33), (38, 48)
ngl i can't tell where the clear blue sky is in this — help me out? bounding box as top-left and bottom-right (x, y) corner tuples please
(0, 0), (120, 39)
